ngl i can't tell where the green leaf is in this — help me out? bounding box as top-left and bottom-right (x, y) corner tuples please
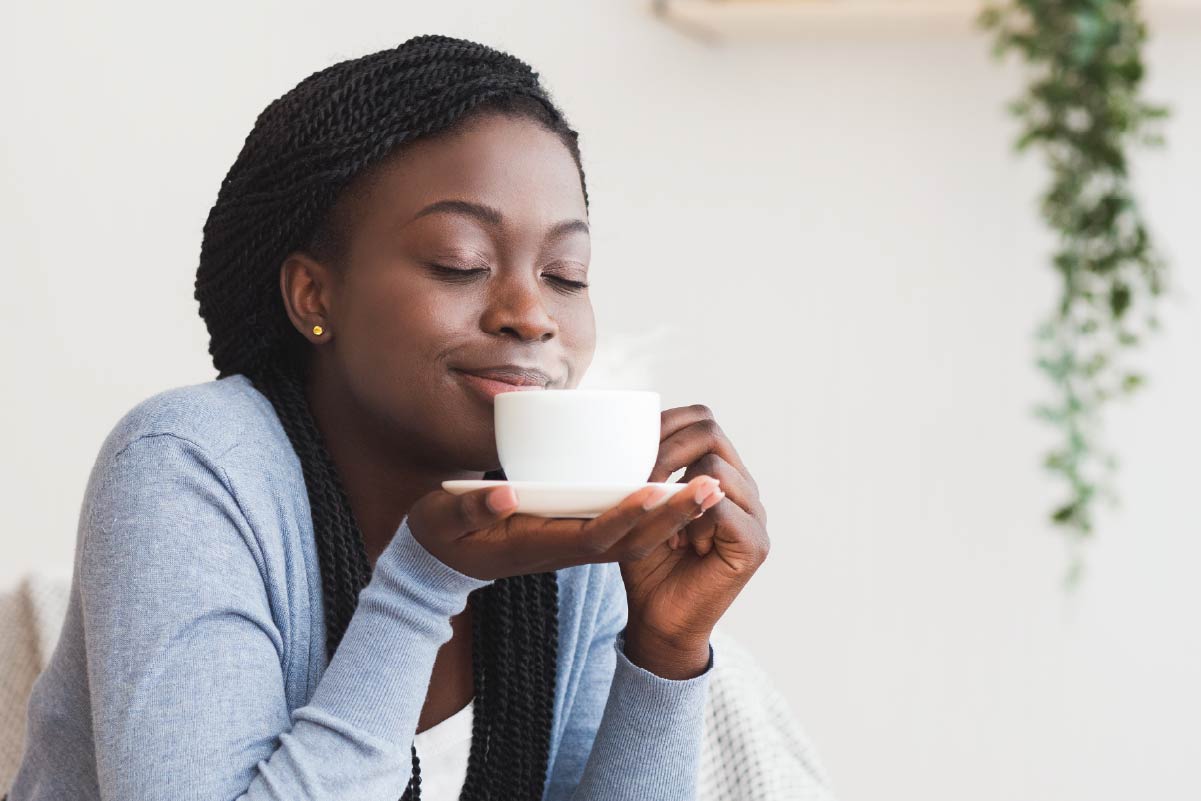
(1121, 373), (1144, 393)
(1052, 502), (1078, 523)
(1110, 282), (1132, 317)
(978, 6), (1004, 29)
(984, 0), (1169, 581)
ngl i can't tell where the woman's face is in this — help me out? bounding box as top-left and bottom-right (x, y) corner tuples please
(286, 113), (595, 472)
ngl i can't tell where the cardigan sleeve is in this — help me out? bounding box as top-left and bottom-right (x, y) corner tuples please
(546, 560), (714, 800)
(73, 432), (491, 801)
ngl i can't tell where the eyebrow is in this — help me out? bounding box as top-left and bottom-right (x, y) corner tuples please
(408, 199), (589, 238)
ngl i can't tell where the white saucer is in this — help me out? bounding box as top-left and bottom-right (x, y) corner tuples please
(441, 480), (688, 519)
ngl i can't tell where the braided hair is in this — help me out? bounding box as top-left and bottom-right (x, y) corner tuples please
(194, 34), (589, 800)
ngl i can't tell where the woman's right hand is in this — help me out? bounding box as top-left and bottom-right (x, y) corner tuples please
(405, 475), (725, 581)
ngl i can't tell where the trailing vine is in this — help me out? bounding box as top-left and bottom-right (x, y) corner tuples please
(977, 0), (1169, 580)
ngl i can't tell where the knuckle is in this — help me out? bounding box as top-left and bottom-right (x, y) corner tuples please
(757, 534), (772, 562)
(697, 417), (721, 438)
(696, 452), (723, 475)
(690, 403), (715, 420)
(579, 533), (613, 557)
(623, 543), (653, 561)
(649, 457), (671, 479)
(453, 499), (474, 532)
(723, 550), (754, 576)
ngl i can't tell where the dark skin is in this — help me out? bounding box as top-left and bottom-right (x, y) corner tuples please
(279, 113), (770, 735)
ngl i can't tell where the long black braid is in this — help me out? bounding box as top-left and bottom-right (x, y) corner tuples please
(193, 34), (587, 800)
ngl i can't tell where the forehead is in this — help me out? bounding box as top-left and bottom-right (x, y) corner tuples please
(344, 113), (587, 231)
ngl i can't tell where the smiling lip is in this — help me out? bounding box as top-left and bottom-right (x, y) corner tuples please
(453, 366), (552, 403)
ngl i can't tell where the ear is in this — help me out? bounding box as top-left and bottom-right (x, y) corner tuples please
(280, 251), (336, 344)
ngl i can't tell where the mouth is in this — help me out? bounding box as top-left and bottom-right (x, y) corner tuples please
(452, 365), (553, 403)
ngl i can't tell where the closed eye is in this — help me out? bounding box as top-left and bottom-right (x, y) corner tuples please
(428, 264), (488, 282)
(547, 275), (589, 291)
(427, 263), (588, 292)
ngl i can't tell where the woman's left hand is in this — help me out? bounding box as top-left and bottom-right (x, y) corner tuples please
(619, 404), (771, 679)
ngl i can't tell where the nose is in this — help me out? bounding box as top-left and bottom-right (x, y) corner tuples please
(481, 272), (558, 342)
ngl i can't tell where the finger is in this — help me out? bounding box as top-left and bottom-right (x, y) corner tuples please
(681, 495), (761, 560)
(409, 485), (521, 542)
(564, 482), (678, 557)
(460, 484), (523, 532)
(676, 453), (760, 519)
(650, 409), (751, 486)
(609, 475), (724, 561)
(451, 482), (689, 574)
(674, 457), (758, 557)
(659, 405), (749, 473)
(668, 482), (727, 551)
(487, 483), (672, 572)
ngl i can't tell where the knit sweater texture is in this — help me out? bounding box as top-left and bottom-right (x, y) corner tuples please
(7, 374), (712, 800)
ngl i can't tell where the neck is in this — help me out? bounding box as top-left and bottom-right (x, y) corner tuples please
(303, 365), (486, 566)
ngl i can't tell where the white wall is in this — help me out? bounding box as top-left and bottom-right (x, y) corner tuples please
(2, 2), (1198, 799)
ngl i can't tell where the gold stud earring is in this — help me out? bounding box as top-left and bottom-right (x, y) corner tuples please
(312, 325), (324, 336)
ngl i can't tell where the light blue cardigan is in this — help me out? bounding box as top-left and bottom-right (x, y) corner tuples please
(8, 374), (713, 800)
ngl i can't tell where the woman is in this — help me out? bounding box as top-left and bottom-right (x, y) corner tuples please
(8, 34), (770, 801)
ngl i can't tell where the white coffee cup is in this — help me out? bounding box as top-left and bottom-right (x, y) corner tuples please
(494, 389), (662, 484)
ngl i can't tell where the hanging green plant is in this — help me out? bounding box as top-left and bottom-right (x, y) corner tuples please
(977, 0), (1169, 580)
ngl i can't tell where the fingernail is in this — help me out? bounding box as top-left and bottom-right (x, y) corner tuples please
(487, 485), (518, 513)
(693, 478), (720, 504)
(700, 489), (725, 512)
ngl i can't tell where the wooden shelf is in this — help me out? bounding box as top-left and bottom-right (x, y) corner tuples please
(653, 0), (1201, 40)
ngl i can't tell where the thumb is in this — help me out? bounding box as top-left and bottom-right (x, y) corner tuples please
(410, 484), (521, 541)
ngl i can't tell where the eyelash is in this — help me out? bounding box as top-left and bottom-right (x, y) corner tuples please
(428, 264), (589, 291)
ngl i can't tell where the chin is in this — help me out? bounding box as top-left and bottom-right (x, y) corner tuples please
(418, 388), (497, 469)
(443, 428), (500, 474)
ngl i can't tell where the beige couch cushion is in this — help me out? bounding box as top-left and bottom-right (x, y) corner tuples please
(0, 571), (71, 792)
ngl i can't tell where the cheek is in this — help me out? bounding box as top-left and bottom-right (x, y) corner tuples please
(559, 297), (595, 334)
(562, 302), (597, 380)
(339, 273), (474, 397)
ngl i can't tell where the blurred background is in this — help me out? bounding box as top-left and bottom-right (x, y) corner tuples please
(2, 1), (1198, 799)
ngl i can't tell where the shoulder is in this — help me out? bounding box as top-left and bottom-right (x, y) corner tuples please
(98, 373), (286, 465)
(81, 374), (305, 552)
(78, 374), (306, 594)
